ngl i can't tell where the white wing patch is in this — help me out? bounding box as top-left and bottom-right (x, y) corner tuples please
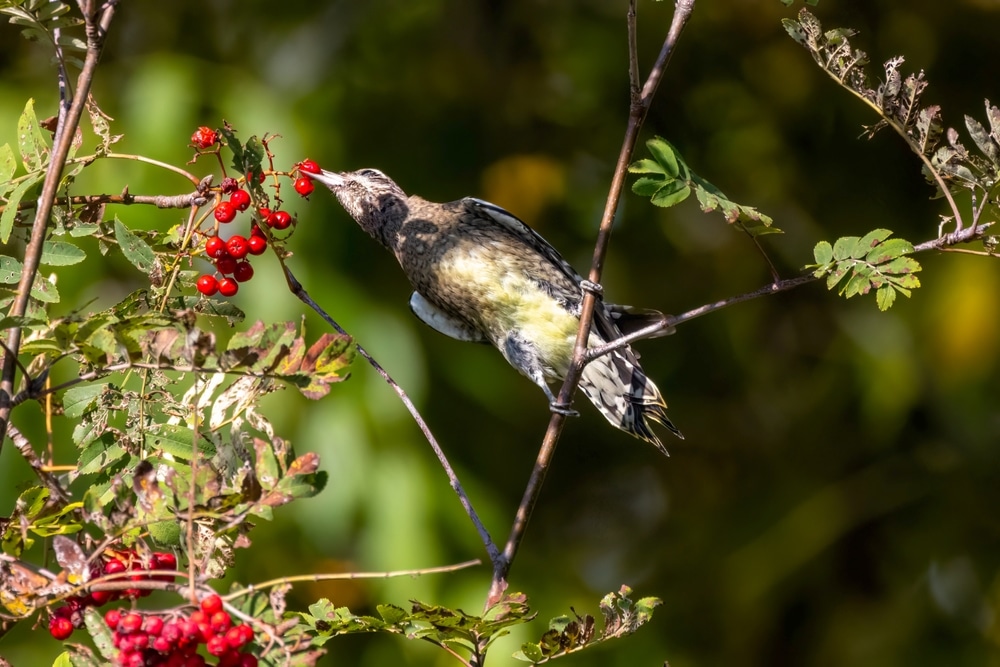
(409, 291), (487, 342)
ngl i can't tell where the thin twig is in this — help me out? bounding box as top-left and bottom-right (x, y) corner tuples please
(487, 0), (697, 607)
(275, 263), (503, 568)
(0, 1), (118, 448)
(4, 423), (70, 503)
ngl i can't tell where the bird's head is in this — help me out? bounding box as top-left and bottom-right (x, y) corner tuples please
(306, 168), (409, 243)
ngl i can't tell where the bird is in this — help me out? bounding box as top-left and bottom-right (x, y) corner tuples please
(306, 167), (683, 453)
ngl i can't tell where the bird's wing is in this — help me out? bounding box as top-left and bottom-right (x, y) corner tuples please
(409, 291), (489, 343)
(466, 198), (585, 288)
(466, 197), (631, 344)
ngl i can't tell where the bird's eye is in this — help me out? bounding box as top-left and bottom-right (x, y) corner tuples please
(357, 168), (383, 179)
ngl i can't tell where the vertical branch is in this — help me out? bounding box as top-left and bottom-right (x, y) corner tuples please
(487, 0), (697, 607)
(0, 1), (119, 447)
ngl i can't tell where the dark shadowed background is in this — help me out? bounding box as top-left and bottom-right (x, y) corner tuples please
(2, 0), (1000, 665)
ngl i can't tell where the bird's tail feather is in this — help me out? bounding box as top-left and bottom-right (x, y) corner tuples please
(579, 347), (683, 455)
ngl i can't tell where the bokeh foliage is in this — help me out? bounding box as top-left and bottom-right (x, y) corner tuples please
(2, 0), (1000, 665)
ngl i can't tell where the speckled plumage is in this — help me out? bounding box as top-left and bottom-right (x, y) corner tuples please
(308, 168), (682, 453)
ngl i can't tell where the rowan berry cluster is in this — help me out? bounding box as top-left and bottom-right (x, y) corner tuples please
(191, 127), (322, 299)
(104, 594), (257, 667)
(48, 549), (178, 640)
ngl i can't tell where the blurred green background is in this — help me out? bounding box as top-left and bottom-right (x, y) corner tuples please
(2, 0), (1000, 665)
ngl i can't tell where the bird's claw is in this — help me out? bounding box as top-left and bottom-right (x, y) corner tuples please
(548, 401), (579, 417)
(580, 279), (603, 298)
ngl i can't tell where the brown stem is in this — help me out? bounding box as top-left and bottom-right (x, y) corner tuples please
(0, 1), (118, 448)
(487, 0), (697, 607)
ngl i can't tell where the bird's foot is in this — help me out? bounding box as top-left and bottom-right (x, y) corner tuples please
(548, 401), (579, 417)
(580, 279), (603, 298)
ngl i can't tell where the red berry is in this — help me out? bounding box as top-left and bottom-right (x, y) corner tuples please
(293, 176), (314, 197)
(210, 611), (232, 634)
(200, 594), (224, 616)
(191, 126), (218, 149)
(152, 552), (177, 581)
(216, 257), (237, 275)
(104, 558), (127, 575)
(196, 275), (219, 296)
(220, 177), (239, 194)
(268, 210), (292, 230)
(207, 634), (229, 656)
(189, 610), (208, 626)
(239, 654), (258, 667)
(49, 615), (74, 640)
(214, 201), (237, 223)
(162, 621), (182, 644)
(180, 618), (201, 640)
(297, 159), (321, 174)
(247, 235), (267, 255)
(224, 626), (247, 649)
(218, 277), (239, 297)
(205, 236), (227, 259)
(233, 261), (254, 283)
(152, 635), (172, 653)
(229, 189), (251, 211)
(90, 589), (115, 605)
(226, 235), (249, 259)
(144, 615), (164, 636)
(131, 633), (149, 650)
(119, 612), (143, 634)
(105, 608), (122, 628)
(238, 623), (254, 643)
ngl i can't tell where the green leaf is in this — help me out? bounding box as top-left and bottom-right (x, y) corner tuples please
(84, 606), (117, 661)
(77, 435), (125, 474)
(145, 424), (215, 459)
(29, 272), (60, 303)
(832, 235), (859, 261)
(813, 240), (833, 265)
(0, 142), (16, 181)
(876, 285), (896, 311)
(842, 271), (871, 298)
(0, 255), (23, 284)
(62, 383), (109, 418)
(114, 216), (156, 272)
(631, 175), (668, 198)
(650, 181), (691, 207)
(880, 256), (921, 275)
(626, 158), (666, 175)
(852, 228), (893, 258)
(17, 98), (49, 172)
(1, 171), (44, 243)
(866, 237), (915, 264)
(645, 136), (681, 178)
(377, 604), (408, 624)
(40, 240), (86, 266)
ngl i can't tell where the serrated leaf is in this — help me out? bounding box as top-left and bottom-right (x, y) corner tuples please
(0, 143), (16, 181)
(62, 383), (109, 418)
(880, 256), (921, 275)
(832, 236), (859, 261)
(651, 181), (691, 207)
(30, 272), (59, 303)
(17, 98), (49, 172)
(145, 424), (215, 459)
(77, 435), (125, 473)
(842, 272), (871, 298)
(866, 238), (915, 264)
(876, 285), (897, 311)
(40, 240), (86, 266)
(84, 606), (117, 660)
(813, 240), (834, 265)
(627, 158), (666, 175)
(0, 255), (23, 284)
(965, 114), (1000, 165)
(852, 228), (893, 258)
(645, 137), (681, 178)
(631, 176), (668, 198)
(826, 265), (848, 290)
(113, 216), (156, 272)
(888, 272), (921, 289)
(1, 171), (44, 243)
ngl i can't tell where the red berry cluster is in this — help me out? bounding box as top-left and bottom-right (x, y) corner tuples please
(195, 159), (322, 298)
(48, 550), (178, 640)
(104, 594), (257, 667)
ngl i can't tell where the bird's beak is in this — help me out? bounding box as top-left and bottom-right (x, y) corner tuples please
(304, 169), (346, 188)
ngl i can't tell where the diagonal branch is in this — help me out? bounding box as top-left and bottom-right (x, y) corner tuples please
(0, 1), (118, 449)
(487, 0), (697, 608)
